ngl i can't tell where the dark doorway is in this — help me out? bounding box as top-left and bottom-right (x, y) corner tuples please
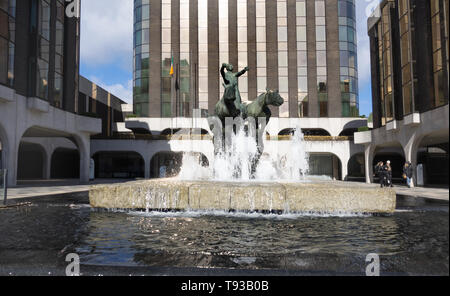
(308, 154), (342, 180)
(417, 144), (449, 186)
(51, 148), (80, 178)
(373, 153), (405, 184)
(17, 142), (45, 180)
(93, 152), (145, 179)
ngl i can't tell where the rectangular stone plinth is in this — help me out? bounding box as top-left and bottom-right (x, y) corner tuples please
(89, 179), (396, 214)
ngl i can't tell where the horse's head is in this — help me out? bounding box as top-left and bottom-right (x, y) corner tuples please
(265, 89), (284, 107)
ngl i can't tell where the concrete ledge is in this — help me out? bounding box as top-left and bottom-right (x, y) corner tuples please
(354, 131), (372, 144)
(76, 114), (102, 134)
(27, 97), (50, 113)
(0, 84), (14, 103)
(385, 120), (398, 131)
(90, 179), (397, 214)
(403, 113), (421, 126)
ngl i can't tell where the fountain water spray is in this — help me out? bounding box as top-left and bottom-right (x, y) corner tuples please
(178, 120), (309, 182)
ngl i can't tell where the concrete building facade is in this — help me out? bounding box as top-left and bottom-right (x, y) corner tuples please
(356, 0), (449, 186)
(0, 0), (103, 186)
(133, 0), (360, 119)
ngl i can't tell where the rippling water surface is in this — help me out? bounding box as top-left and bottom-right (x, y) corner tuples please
(0, 193), (448, 275)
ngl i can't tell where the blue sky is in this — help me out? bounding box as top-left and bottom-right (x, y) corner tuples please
(80, 0), (379, 117)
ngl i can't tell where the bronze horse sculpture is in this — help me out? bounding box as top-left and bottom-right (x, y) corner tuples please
(213, 63), (285, 177)
(215, 63), (284, 128)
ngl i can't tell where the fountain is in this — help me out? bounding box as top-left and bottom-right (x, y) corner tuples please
(90, 64), (396, 214)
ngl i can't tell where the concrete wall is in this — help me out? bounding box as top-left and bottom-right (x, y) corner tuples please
(0, 84), (101, 186)
(125, 116), (368, 137)
(91, 137), (363, 181)
(355, 104), (449, 184)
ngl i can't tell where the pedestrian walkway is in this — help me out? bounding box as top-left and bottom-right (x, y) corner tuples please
(5, 179), (134, 201)
(2, 179), (449, 203)
(393, 185), (449, 201)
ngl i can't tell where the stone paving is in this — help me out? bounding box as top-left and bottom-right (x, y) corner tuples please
(1, 179), (448, 204)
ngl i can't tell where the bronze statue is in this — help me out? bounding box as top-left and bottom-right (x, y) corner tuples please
(212, 63), (285, 177)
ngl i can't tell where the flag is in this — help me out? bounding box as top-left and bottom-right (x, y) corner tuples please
(169, 56), (174, 76)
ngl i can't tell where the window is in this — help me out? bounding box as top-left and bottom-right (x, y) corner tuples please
(53, 0), (64, 108)
(35, 0), (50, 100)
(198, 0), (208, 112)
(297, 0), (308, 117)
(0, 0), (14, 86)
(339, 0), (358, 117)
(430, 0), (448, 107)
(316, 0), (327, 117)
(161, 0), (171, 117)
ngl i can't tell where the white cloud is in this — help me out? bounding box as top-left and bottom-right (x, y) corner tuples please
(89, 76), (133, 104)
(80, 0), (133, 70)
(356, 0), (380, 87)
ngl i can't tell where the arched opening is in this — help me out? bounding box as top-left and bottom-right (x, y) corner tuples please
(278, 128), (295, 136)
(308, 153), (342, 180)
(161, 128), (210, 136)
(150, 152), (209, 178)
(93, 151), (145, 179)
(416, 131), (449, 187)
(17, 142), (46, 180)
(51, 148), (80, 179)
(347, 153), (365, 181)
(301, 129), (331, 136)
(339, 128), (359, 137)
(373, 146), (405, 184)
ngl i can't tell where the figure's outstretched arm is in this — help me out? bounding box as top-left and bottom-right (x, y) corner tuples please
(221, 64), (229, 84)
(236, 66), (249, 77)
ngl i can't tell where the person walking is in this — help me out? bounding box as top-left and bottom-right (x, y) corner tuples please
(403, 161), (414, 188)
(385, 160), (393, 187)
(374, 161), (385, 187)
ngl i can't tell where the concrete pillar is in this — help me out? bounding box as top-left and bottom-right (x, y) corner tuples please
(43, 148), (52, 180)
(6, 139), (19, 187)
(340, 156), (349, 181)
(74, 134), (90, 184)
(403, 136), (418, 188)
(144, 157), (151, 179)
(364, 144), (375, 184)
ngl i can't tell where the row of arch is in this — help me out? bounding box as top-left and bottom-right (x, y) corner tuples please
(157, 127), (360, 138)
(2, 140), (418, 183)
(365, 132), (449, 186)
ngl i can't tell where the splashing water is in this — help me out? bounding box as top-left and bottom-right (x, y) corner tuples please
(178, 125), (310, 182)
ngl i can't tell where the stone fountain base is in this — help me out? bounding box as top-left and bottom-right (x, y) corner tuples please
(89, 179), (396, 214)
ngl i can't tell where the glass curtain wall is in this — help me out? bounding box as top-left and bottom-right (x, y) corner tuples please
(198, 0), (208, 112)
(315, 0), (327, 117)
(398, 0), (413, 115)
(133, 0), (150, 116)
(219, 0), (229, 96)
(237, 0), (248, 101)
(256, 0), (266, 95)
(296, 0), (308, 117)
(0, 0), (15, 87)
(277, 0), (289, 117)
(338, 0), (359, 117)
(381, 3), (394, 123)
(161, 0), (172, 117)
(36, 0), (50, 100)
(54, 0), (64, 108)
(430, 0), (448, 107)
(180, 0), (190, 116)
